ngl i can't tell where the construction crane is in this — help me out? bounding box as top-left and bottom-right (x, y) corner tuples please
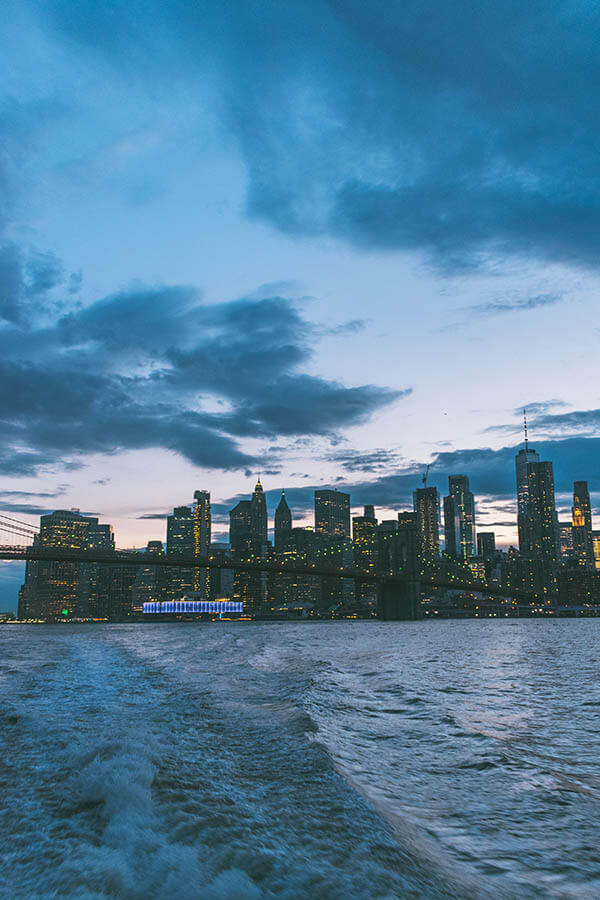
(422, 464), (430, 487)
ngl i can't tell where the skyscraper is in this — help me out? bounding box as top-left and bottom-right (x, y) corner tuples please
(230, 484), (267, 612)
(193, 491), (211, 556)
(477, 532), (496, 559)
(193, 490), (211, 595)
(527, 461), (559, 559)
(515, 414), (540, 553)
(251, 479), (268, 546)
(397, 512), (418, 576)
(168, 506), (194, 555)
(132, 540), (166, 611)
(274, 490), (292, 548)
(413, 487), (440, 560)
(352, 511), (378, 577)
(572, 480), (593, 567)
(166, 505), (195, 598)
(78, 521), (115, 617)
(443, 475), (476, 560)
(19, 510), (104, 619)
(314, 489), (351, 538)
(229, 500), (253, 553)
(558, 522), (574, 559)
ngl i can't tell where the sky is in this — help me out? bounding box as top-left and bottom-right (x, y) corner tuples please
(2, 0), (600, 609)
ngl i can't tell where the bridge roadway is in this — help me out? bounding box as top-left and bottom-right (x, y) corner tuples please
(0, 544), (383, 582)
(0, 544), (543, 604)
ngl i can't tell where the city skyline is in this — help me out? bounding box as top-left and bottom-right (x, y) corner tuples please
(8, 434), (600, 617)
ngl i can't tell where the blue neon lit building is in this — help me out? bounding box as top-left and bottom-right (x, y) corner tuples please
(143, 600), (243, 614)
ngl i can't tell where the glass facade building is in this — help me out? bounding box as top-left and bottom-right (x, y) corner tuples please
(314, 489), (351, 539)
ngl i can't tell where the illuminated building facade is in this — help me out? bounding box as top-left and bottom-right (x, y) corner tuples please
(274, 490), (292, 548)
(516, 446), (540, 553)
(251, 479), (268, 546)
(78, 522), (115, 617)
(572, 480), (593, 567)
(477, 532), (496, 559)
(526, 461), (559, 560)
(397, 512), (418, 576)
(193, 490), (211, 595)
(229, 482), (268, 612)
(558, 522), (574, 559)
(314, 489), (351, 539)
(166, 505), (194, 598)
(413, 487), (440, 560)
(132, 540), (167, 612)
(268, 527), (321, 610)
(18, 510), (104, 619)
(443, 475), (476, 560)
(353, 510), (378, 576)
(353, 508), (378, 609)
(229, 500), (252, 553)
(207, 543), (235, 599)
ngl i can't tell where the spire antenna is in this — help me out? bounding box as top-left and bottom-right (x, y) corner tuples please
(523, 409), (529, 452)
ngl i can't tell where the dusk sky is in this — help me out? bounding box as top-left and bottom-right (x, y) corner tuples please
(2, 0), (600, 607)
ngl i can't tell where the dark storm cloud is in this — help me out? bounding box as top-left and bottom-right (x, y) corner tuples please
(0, 489), (66, 499)
(0, 282), (403, 475)
(327, 448), (403, 473)
(491, 405), (600, 439)
(527, 408), (600, 435)
(470, 293), (564, 317)
(0, 448), (68, 477)
(0, 502), (59, 515)
(268, 437), (600, 513)
(35, 0), (600, 271)
(515, 400), (570, 417)
(482, 522), (516, 529)
(0, 242), (73, 324)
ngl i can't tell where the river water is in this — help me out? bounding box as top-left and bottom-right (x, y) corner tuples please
(1, 621), (599, 899)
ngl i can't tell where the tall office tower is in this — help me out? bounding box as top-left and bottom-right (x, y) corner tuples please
(352, 513), (378, 578)
(413, 487), (440, 560)
(193, 490), (211, 595)
(353, 503), (379, 602)
(314, 489), (351, 538)
(397, 512), (418, 576)
(572, 481), (594, 566)
(193, 491), (211, 554)
(251, 479), (268, 546)
(477, 531), (496, 559)
(267, 527), (322, 609)
(443, 475), (477, 560)
(132, 540), (166, 612)
(558, 522), (574, 559)
(230, 496), (263, 612)
(166, 506), (195, 598)
(229, 500), (253, 553)
(78, 522), (115, 617)
(592, 532), (600, 571)
(208, 543), (235, 599)
(19, 510), (99, 620)
(515, 413), (540, 553)
(274, 490), (292, 549)
(167, 506), (194, 554)
(527, 461), (559, 559)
